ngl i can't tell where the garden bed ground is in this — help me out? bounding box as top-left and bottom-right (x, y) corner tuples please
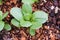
(0, 0), (60, 40)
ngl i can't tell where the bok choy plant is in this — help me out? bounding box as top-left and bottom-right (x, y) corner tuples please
(10, 0), (48, 36)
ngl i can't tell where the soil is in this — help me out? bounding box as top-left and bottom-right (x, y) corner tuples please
(0, 0), (60, 40)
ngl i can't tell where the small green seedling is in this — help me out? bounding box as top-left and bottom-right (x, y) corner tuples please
(0, 11), (11, 31)
(10, 7), (48, 36)
(10, 0), (48, 36)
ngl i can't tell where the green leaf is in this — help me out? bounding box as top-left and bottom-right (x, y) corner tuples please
(20, 21), (32, 27)
(22, 0), (38, 4)
(0, 0), (3, 5)
(33, 18), (48, 24)
(23, 13), (32, 20)
(2, 12), (8, 19)
(0, 21), (4, 31)
(31, 22), (42, 29)
(4, 24), (11, 31)
(30, 28), (35, 36)
(10, 7), (23, 21)
(11, 19), (20, 27)
(22, 4), (32, 13)
(22, 4), (32, 20)
(33, 11), (48, 23)
(0, 11), (3, 20)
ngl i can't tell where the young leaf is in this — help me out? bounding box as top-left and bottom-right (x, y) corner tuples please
(22, 4), (32, 20)
(22, 4), (32, 14)
(20, 21), (32, 27)
(31, 22), (42, 29)
(33, 11), (48, 23)
(2, 12), (8, 19)
(10, 7), (23, 21)
(11, 19), (20, 27)
(22, 0), (38, 4)
(30, 28), (35, 36)
(23, 13), (32, 20)
(4, 24), (11, 31)
(0, 21), (4, 31)
(0, 11), (3, 20)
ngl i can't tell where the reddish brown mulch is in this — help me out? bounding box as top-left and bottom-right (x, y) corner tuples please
(0, 0), (60, 40)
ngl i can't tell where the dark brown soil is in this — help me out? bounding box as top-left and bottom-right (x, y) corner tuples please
(0, 0), (60, 40)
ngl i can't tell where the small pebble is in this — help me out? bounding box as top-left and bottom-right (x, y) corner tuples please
(43, 0), (47, 3)
(55, 7), (59, 13)
(50, 6), (55, 10)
